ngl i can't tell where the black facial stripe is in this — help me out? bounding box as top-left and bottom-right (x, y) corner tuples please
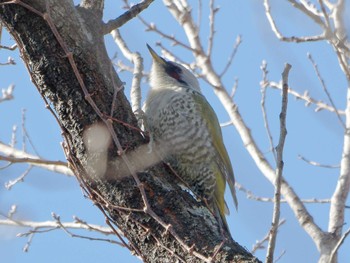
(165, 63), (187, 85)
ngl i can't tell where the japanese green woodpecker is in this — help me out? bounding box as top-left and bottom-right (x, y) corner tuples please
(143, 44), (238, 231)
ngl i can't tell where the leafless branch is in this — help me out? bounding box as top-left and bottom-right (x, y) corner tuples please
(51, 213), (123, 245)
(264, 0), (326, 43)
(236, 182), (330, 204)
(103, 0), (154, 34)
(111, 29), (143, 119)
(130, 2), (195, 52)
(7, 204), (17, 218)
(0, 142), (73, 176)
(252, 219), (286, 254)
(0, 43), (17, 50)
(266, 63), (291, 263)
(219, 35), (242, 78)
(0, 216), (113, 235)
(21, 109), (41, 155)
(5, 165), (32, 189)
(268, 81), (345, 115)
(329, 227), (350, 263)
(328, 84), (350, 238)
(0, 154), (69, 167)
(196, 0), (202, 29)
(287, 0), (325, 27)
(260, 61), (276, 162)
(10, 124), (17, 147)
(307, 53), (345, 129)
(298, 155), (340, 169)
(318, 0), (331, 29)
(155, 42), (193, 68)
(0, 213), (123, 251)
(207, 0), (217, 57)
(274, 250), (286, 263)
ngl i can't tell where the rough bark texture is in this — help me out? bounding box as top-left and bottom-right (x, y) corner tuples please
(0, 1), (260, 262)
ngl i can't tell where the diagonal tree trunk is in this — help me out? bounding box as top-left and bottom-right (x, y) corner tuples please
(0, 1), (260, 262)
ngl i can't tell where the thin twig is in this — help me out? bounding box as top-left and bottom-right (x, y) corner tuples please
(21, 109), (40, 156)
(298, 155), (340, 169)
(264, 0), (326, 43)
(252, 219), (286, 254)
(103, 0), (154, 34)
(329, 227), (350, 262)
(0, 154), (69, 167)
(5, 165), (32, 190)
(197, 0), (202, 29)
(0, 142), (73, 176)
(0, 43), (17, 50)
(219, 35), (242, 77)
(274, 250), (286, 263)
(111, 29), (143, 119)
(236, 182), (330, 204)
(266, 63), (291, 263)
(207, 0), (217, 57)
(268, 81), (345, 115)
(51, 213), (122, 245)
(260, 61), (277, 161)
(307, 53), (345, 129)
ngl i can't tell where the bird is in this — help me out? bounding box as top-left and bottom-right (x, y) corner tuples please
(143, 44), (238, 232)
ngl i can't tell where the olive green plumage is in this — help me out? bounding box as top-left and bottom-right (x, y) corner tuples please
(143, 45), (238, 231)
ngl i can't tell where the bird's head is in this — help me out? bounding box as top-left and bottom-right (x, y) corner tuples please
(147, 44), (200, 92)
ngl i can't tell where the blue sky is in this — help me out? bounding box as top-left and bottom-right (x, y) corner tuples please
(1, 1), (350, 262)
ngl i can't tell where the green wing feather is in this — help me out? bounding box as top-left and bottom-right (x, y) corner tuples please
(193, 92), (238, 215)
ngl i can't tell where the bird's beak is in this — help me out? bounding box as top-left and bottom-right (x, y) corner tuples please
(147, 44), (166, 65)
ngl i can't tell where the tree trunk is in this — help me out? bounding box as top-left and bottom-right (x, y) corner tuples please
(0, 1), (260, 262)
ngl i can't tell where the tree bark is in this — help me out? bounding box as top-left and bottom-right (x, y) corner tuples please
(0, 1), (260, 262)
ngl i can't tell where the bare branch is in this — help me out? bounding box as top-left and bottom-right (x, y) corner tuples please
(287, 0), (325, 27)
(51, 213), (123, 245)
(103, 0), (154, 34)
(143, 22), (195, 52)
(196, 0), (202, 29)
(252, 219), (286, 254)
(236, 182), (331, 204)
(329, 227), (350, 263)
(111, 29), (143, 118)
(219, 35), (241, 78)
(274, 250), (286, 263)
(266, 63), (291, 263)
(206, 0), (217, 57)
(307, 53), (345, 129)
(0, 43), (17, 50)
(264, 0), (326, 43)
(5, 165), (32, 189)
(260, 61), (276, 162)
(328, 82), (350, 237)
(21, 109), (40, 155)
(0, 213), (123, 251)
(0, 142), (73, 176)
(318, 0), (331, 29)
(298, 155), (340, 169)
(331, 0), (346, 43)
(0, 154), (69, 167)
(268, 81), (344, 115)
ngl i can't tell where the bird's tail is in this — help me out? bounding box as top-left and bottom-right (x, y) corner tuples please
(213, 199), (230, 234)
